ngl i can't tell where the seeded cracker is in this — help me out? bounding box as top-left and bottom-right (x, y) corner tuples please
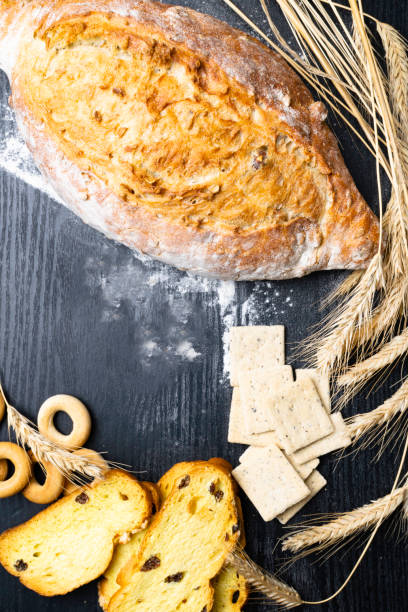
(239, 446), (319, 480)
(267, 377), (334, 454)
(240, 365), (294, 434)
(296, 369), (331, 413)
(232, 444), (309, 521)
(229, 326), (285, 387)
(277, 470), (327, 524)
(289, 456), (319, 480)
(291, 412), (351, 464)
(228, 388), (281, 447)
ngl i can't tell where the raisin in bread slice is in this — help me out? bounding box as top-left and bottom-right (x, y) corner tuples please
(0, 469), (151, 596)
(98, 482), (162, 611)
(109, 463), (240, 611)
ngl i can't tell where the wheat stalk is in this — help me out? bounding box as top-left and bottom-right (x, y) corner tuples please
(228, 548), (302, 608)
(2, 385), (106, 483)
(338, 327), (408, 392)
(307, 254), (383, 374)
(282, 487), (406, 556)
(378, 23), (408, 136)
(347, 377), (408, 447)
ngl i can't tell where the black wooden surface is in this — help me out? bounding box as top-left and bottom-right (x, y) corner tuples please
(0, 1), (407, 611)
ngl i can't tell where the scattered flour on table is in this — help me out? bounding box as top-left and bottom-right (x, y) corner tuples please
(85, 251), (239, 370)
(0, 93), (297, 376)
(241, 284), (295, 324)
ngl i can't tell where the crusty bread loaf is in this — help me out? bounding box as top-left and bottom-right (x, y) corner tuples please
(98, 481), (162, 610)
(0, 1), (379, 279)
(109, 463), (240, 611)
(0, 470), (151, 596)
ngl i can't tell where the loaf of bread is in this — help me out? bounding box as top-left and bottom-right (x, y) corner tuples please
(109, 463), (240, 611)
(0, 1), (379, 279)
(0, 470), (151, 596)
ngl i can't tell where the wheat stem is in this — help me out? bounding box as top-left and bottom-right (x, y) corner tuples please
(338, 327), (408, 390)
(282, 487), (406, 555)
(347, 377), (408, 446)
(228, 548), (302, 608)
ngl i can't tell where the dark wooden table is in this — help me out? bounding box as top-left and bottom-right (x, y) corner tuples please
(0, 1), (407, 610)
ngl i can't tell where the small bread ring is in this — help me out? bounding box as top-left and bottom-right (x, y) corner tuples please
(22, 451), (65, 504)
(63, 448), (108, 496)
(38, 395), (92, 450)
(0, 393), (5, 423)
(0, 460), (7, 481)
(0, 442), (31, 498)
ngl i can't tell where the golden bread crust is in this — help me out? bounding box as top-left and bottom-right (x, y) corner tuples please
(0, 0), (379, 279)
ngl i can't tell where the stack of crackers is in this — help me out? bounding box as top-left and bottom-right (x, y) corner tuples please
(228, 326), (351, 523)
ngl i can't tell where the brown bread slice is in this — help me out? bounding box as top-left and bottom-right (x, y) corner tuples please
(0, 470), (151, 596)
(109, 463), (240, 611)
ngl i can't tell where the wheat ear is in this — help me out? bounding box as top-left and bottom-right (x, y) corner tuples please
(378, 23), (408, 135)
(305, 254), (383, 374)
(338, 327), (408, 393)
(2, 385), (106, 482)
(282, 487), (406, 556)
(228, 548), (302, 608)
(347, 377), (408, 448)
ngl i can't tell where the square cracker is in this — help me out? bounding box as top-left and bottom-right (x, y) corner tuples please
(267, 377), (334, 454)
(239, 446), (319, 480)
(296, 369), (331, 413)
(228, 388), (281, 447)
(240, 365), (294, 435)
(232, 444), (310, 522)
(230, 326), (285, 387)
(291, 412), (351, 464)
(277, 470), (327, 524)
(289, 456), (319, 480)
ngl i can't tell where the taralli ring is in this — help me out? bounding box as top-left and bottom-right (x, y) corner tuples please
(38, 394), (92, 450)
(63, 448), (108, 496)
(0, 442), (31, 498)
(23, 451), (65, 505)
(0, 460), (7, 481)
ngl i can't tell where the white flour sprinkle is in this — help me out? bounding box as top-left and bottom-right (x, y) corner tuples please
(175, 341), (201, 361)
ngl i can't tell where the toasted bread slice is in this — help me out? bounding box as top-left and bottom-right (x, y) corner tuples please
(158, 460), (246, 546)
(213, 568), (249, 611)
(0, 470), (151, 596)
(158, 460), (248, 611)
(98, 482), (162, 611)
(109, 464), (240, 611)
